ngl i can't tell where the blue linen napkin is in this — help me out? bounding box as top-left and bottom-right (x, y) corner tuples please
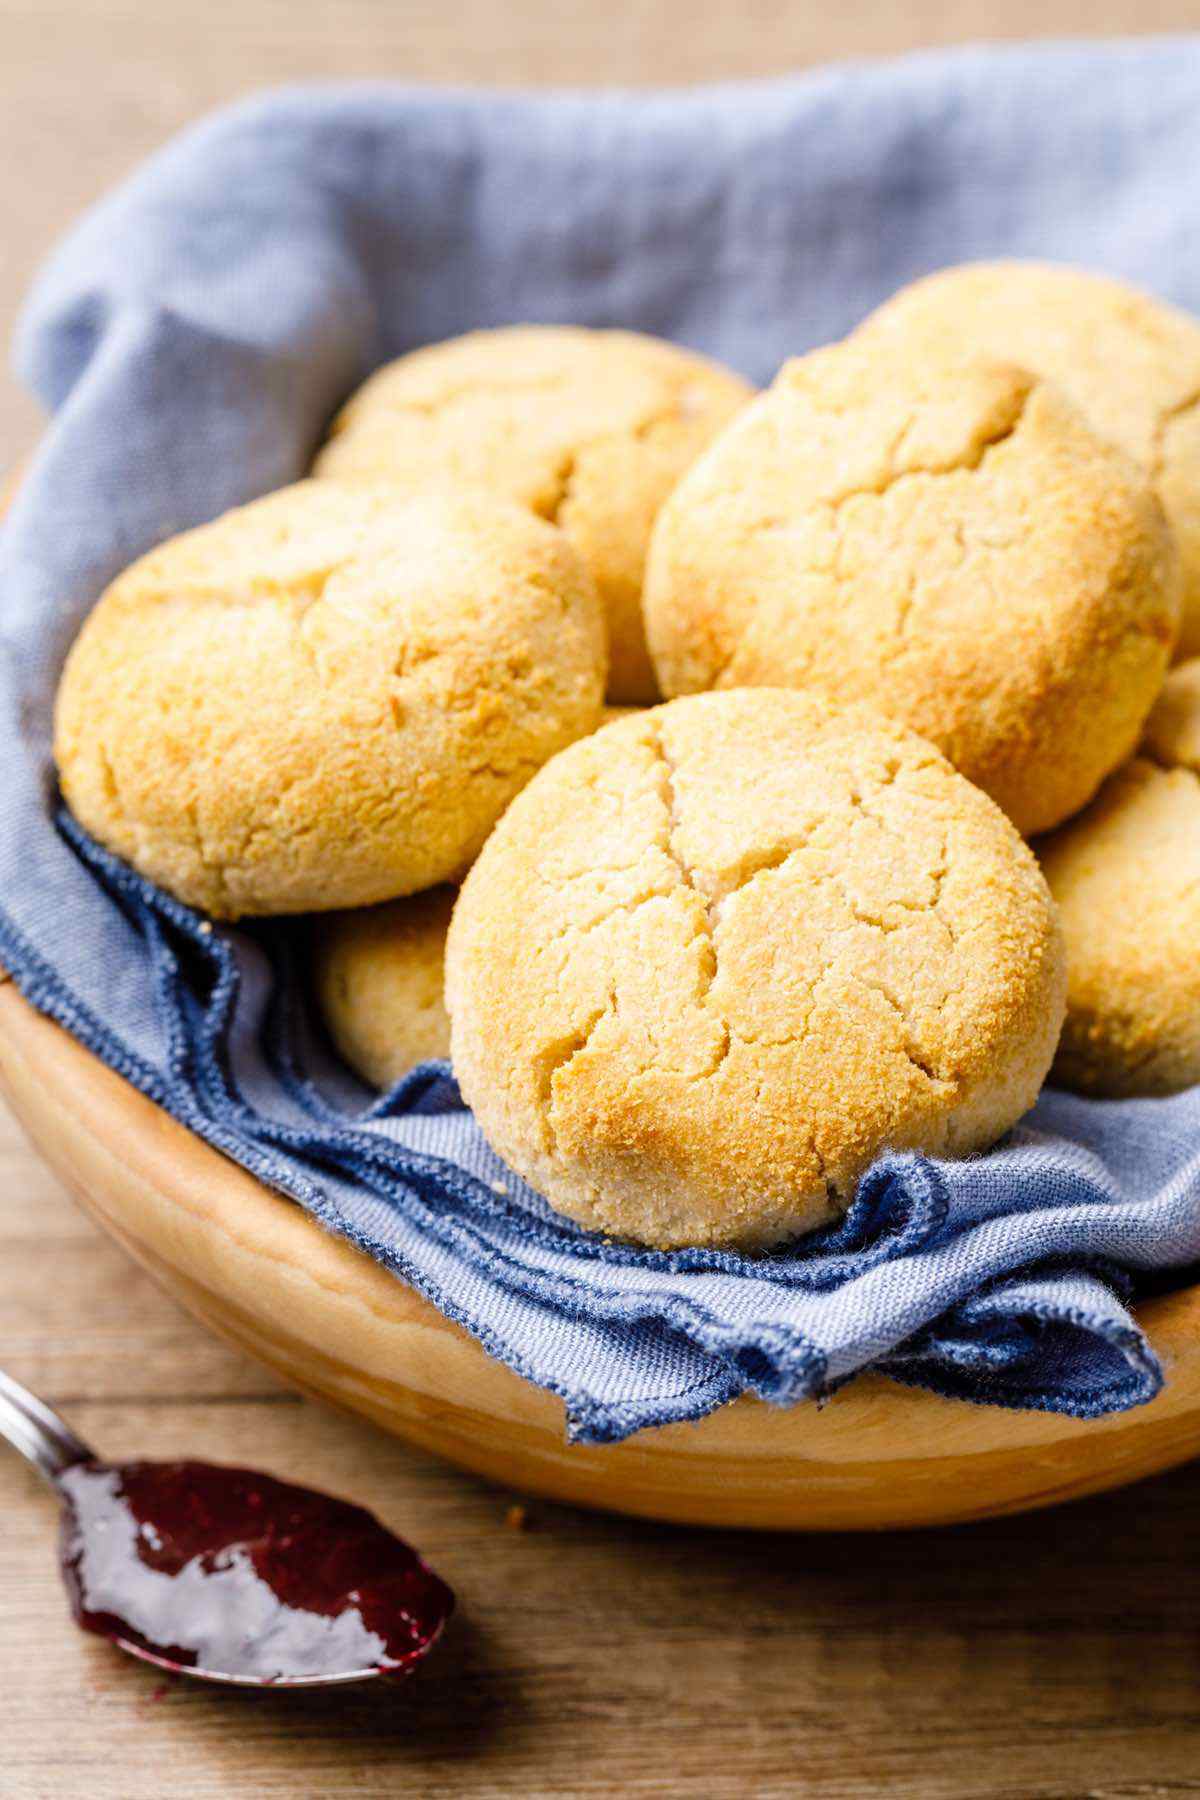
(4, 42), (1200, 1444)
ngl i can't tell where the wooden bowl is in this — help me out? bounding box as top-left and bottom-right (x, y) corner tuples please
(2, 973), (1200, 1529)
(4, 466), (1199, 1532)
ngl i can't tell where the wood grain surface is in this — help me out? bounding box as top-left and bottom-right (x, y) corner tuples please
(6, 3), (1200, 1796)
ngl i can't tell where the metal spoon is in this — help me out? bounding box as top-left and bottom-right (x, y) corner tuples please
(0, 1368), (454, 1687)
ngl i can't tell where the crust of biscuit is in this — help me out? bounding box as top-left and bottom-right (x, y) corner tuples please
(1041, 656), (1200, 1097)
(1041, 760), (1200, 1097)
(446, 689), (1065, 1251)
(1143, 655), (1200, 772)
(314, 326), (753, 704)
(55, 482), (606, 917)
(644, 340), (1179, 837)
(859, 262), (1200, 659)
(312, 887), (454, 1088)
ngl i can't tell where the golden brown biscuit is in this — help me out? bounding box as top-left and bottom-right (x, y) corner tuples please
(446, 690), (1065, 1251)
(55, 482), (605, 918)
(1142, 655), (1200, 771)
(858, 261), (1200, 658)
(1041, 657), (1200, 1096)
(314, 326), (753, 704)
(313, 887), (454, 1088)
(644, 340), (1179, 836)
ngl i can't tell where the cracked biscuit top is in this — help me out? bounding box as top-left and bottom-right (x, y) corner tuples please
(313, 326), (754, 705)
(445, 690), (1066, 1251)
(1040, 657), (1200, 1097)
(856, 261), (1200, 661)
(54, 481), (606, 918)
(643, 339), (1180, 836)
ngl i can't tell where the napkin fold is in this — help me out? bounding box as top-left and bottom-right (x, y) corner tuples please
(4, 44), (1200, 1441)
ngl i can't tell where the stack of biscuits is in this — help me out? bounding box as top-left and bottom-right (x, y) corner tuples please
(54, 270), (1200, 1252)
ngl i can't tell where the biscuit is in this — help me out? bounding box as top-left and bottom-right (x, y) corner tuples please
(643, 339), (1179, 836)
(1142, 654), (1200, 771)
(445, 690), (1066, 1251)
(55, 482), (605, 917)
(312, 886), (454, 1088)
(1041, 657), (1200, 1096)
(858, 261), (1200, 659)
(314, 326), (753, 704)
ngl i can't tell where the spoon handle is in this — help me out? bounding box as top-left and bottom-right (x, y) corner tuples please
(0, 1369), (94, 1489)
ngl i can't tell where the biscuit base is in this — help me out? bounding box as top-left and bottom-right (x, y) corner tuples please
(1, 972), (1197, 1531)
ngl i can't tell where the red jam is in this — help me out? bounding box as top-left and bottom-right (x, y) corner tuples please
(58, 1459), (454, 1683)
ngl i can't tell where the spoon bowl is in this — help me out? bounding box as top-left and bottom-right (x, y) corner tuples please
(1, 1371), (453, 1689)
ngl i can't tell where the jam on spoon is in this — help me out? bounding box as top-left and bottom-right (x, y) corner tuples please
(1, 1370), (454, 1688)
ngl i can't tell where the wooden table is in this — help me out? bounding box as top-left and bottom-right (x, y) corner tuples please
(5, 4), (1200, 1794)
